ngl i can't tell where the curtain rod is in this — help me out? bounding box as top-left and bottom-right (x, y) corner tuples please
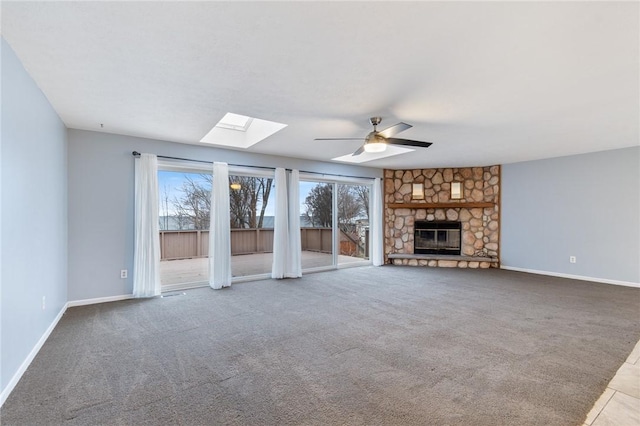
(131, 151), (377, 181)
(132, 151), (273, 171)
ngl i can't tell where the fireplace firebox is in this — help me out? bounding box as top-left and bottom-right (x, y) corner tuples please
(414, 221), (461, 255)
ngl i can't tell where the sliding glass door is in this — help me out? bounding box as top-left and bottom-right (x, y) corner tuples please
(300, 180), (334, 270)
(299, 177), (372, 272)
(157, 161), (374, 288)
(228, 172), (275, 279)
(158, 169), (211, 290)
(337, 184), (370, 265)
(158, 165), (276, 287)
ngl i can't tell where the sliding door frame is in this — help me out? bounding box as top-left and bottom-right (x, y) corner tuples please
(299, 173), (374, 273)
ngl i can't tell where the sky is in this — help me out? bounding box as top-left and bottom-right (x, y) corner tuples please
(158, 170), (319, 217)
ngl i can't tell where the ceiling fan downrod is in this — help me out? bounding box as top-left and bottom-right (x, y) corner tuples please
(370, 116), (382, 131)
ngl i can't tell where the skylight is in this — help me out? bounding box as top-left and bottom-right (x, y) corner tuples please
(332, 145), (415, 164)
(215, 113), (253, 132)
(200, 113), (287, 149)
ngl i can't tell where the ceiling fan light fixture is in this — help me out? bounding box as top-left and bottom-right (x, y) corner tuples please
(364, 142), (387, 153)
(364, 133), (387, 153)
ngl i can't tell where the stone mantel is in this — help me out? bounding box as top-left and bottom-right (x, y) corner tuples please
(388, 202), (494, 209)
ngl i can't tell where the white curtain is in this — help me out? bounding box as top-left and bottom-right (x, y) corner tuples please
(286, 169), (302, 278)
(209, 162), (232, 289)
(272, 168), (302, 279)
(271, 168), (289, 278)
(133, 153), (161, 297)
(371, 177), (384, 266)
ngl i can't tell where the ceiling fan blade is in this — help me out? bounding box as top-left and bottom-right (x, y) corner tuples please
(386, 138), (433, 148)
(377, 122), (412, 138)
(314, 138), (365, 141)
(351, 146), (365, 156)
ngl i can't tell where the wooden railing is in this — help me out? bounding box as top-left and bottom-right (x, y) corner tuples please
(159, 228), (336, 260)
(160, 230), (209, 260)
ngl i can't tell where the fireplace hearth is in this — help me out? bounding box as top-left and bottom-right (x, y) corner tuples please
(414, 221), (462, 255)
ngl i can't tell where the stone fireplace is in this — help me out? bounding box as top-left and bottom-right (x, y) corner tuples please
(384, 166), (500, 268)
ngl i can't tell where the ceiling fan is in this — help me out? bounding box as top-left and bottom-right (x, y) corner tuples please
(315, 117), (433, 156)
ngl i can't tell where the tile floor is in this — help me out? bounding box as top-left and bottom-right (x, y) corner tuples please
(584, 338), (640, 425)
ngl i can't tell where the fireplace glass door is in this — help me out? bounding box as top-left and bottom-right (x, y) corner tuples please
(414, 221), (461, 255)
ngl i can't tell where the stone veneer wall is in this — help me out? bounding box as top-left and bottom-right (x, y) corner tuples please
(384, 166), (500, 268)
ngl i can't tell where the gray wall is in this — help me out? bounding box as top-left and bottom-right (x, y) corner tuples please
(501, 146), (640, 284)
(67, 129), (382, 301)
(1, 39), (68, 393)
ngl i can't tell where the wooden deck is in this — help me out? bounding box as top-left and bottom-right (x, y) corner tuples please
(160, 251), (366, 286)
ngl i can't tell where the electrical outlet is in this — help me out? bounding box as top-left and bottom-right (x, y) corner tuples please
(42, 296), (46, 310)
(569, 256), (576, 264)
(120, 269), (128, 279)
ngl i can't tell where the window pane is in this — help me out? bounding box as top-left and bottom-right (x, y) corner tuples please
(229, 175), (275, 278)
(338, 184), (369, 264)
(300, 181), (333, 269)
(158, 170), (211, 289)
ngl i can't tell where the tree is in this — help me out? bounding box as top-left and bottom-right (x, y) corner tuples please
(353, 185), (370, 220)
(168, 173), (273, 230)
(174, 211), (192, 230)
(228, 175), (273, 228)
(304, 183), (370, 228)
(172, 175), (212, 230)
(159, 183), (171, 230)
(256, 178), (272, 228)
(304, 183), (333, 227)
(338, 185), (369, 258)
(338, 184), (364, 226)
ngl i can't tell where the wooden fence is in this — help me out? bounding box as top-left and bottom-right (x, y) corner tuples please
(160, 228), (338, 260)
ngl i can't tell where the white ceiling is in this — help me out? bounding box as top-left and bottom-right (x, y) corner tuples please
(2, 1), (638, 169)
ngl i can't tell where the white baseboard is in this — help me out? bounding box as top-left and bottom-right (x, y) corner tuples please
(67, 294), (133, 307)
(0, 303), (68, 407)
(500, 265), (640, 288)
